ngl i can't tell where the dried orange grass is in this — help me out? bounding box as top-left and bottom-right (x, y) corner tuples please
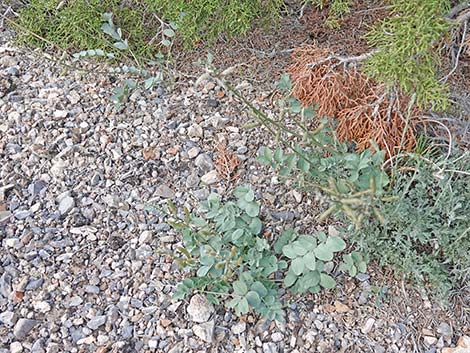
(288, 45), (420, 157)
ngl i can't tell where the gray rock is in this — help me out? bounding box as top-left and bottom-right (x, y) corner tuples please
(271, 211), (295, 221)
(168, 342), (183, 353)
(187, 124), (203, 138)
(201, 170), (220, 185)
(0, 273), (12, 298)
(14, 210), (32, 220)
(26, 278), (44, 291)
(102, 194), (120, 208)
(0, 311), (16, 326)
(192, 320), (214, 343)
(436, 322), (452, 336)
(154, 184), (175, 198)
(263, 342), (278, 353)
(0, 210), (12, 222)
(58, 196), (75, 215)
(10, 342), (23, 353)
(31, 339), (45, 353)
(13, 318), (39, 339)
(195, 153), (214, 172)
(85, 285), (100, 294)
(231, 322), (246, 335)
(86, 315), (107, 330)
(139, 230), (153, 244)
(187, 294), (214, 323)
(362, 318), (375, 334)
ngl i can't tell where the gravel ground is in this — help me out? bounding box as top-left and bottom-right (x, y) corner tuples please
(0, 24), (469, 353)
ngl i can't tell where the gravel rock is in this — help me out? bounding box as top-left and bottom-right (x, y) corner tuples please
(58, 196), (75, 215)
(437, 322), (453, 337)
(187, 294), (214, 323)
(201, 170), (220, 185)
(87, 316), (107, 330)
(154, 184), (175, 198)
(195, 153), (214, 172)
(362, 318), (375, 334)
(263, 342), (278, 353)
(13, 318), (39, 339)
(192, 320), (215, 343)
(0, 311), (16, 326)
(231, 321), (246, 335)
(139, 230), (153, 244)
(10, 342), (23, 353)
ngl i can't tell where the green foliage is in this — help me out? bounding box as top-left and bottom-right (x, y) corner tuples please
(145, 0), (283, 46)
(171, 186), (285, 321)
(364, 0), (452, 110)
(170, 186), (366, 321)
(351, 151), (470, 298)
(16, 0), (154, 60)
(277, 231), (346, 293)
(257, 125), (391, 229)
(71, 12), (168, 109)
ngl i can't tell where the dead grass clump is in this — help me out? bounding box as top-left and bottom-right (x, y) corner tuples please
(288, 45), (420, 156)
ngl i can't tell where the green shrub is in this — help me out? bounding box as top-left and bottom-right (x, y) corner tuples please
(144, 0), (283, 46)
(364, 0), (452, 110)
(13, 0), (282, 55)
(351, 151), (470, 299)
(168, 186), (367, 321)
(15, 0), (154, 59)
(204, 66), (469, 301)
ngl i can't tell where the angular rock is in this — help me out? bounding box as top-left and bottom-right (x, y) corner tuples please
(87, 315), (107, 330)
(154, 184), (175, 198)
(13, 318), (39, 339)
(187, 294), (214, 323)
(201, 170), (220, 185)
(192, 320), (214, 343)
(58, 196), (75, 215)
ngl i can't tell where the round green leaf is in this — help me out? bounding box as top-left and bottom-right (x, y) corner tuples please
(326, 236), (346, 252)
(291, 257), (305, 275)
(245, 291), (261, 307)
(314, 244), (334, 261)
(237, 297), (249, 314)
(196, 265), (211, 277)
(320, 273), (336, 289)
(283, 271), (297, 288)
(233, 280), (248, 295)
(251, 281), (268, 297)
(282, 244), (297, 259)
(303, 252), (317, 271)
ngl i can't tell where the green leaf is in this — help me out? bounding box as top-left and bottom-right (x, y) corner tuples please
(231, 228), (244, 241)
(251, 282), (268, 297)
(277, 73), (292, 92)
(237, 297), (250, 314)
(303, 252), (317, 271)
(200, 255), (214, 266)
(298, 235), (317, 250)
(282, 244), (297, 259)
(233, 280), (248, 295)
(245, 291), (261, 307)
(274, 229), (296, 254)
(163, 28), (176, 37)
(161, 39), (172, 47)
(291, 257), (305, 275)
(314, 244), (333, 261)
(320, 273), (336, 289)
(244, 201), (260, 217)
(287, 97), (302, 113)
(292, 241), (308, 256)
(325, 236), (346, 252)
(302, 270), (320, 290)
(113, 40), (129, 50)
(357, 261), (367, 273)
(196, 265), (211, 277)
(283, 271), (297, 288)
(249, 217), (262, 234)
(274, 148), (284, 163)
(101, 23), (120, 40)
(144, 77), (155, 90)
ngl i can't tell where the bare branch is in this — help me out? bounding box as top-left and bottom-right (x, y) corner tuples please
(306, 49), (379, 68)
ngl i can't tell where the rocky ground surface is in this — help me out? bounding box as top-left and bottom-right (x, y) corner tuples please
(0, 23), (469, 353)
